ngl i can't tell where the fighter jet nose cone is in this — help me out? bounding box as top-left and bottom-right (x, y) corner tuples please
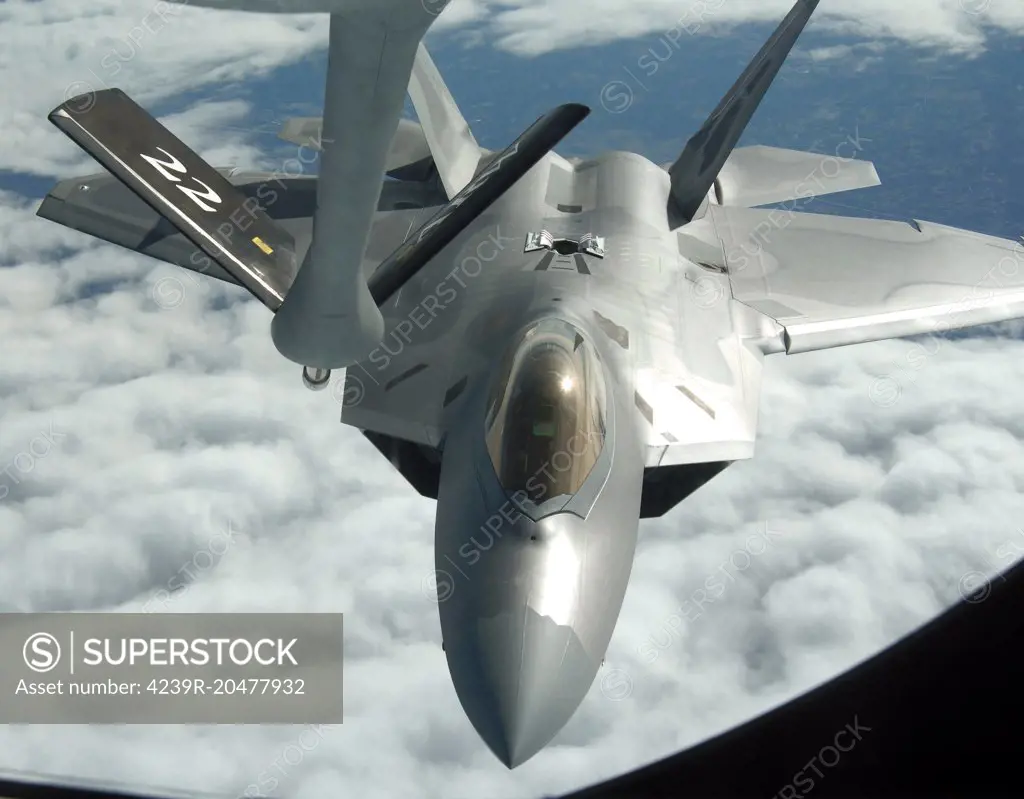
(489, 712), (548, 770)
(445, 606), (601, 769)
(475, 699), (548, 769)
(498, 683), (569, 768)
(477, 664), (573, 769)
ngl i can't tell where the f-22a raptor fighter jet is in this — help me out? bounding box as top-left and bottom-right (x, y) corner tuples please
(36, 0), (1024, 768)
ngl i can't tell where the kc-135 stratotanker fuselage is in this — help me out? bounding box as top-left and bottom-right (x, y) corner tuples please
(37, 0), (1024, 768)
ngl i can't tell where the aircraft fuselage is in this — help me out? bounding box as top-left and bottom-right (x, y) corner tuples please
(347, 149), (741, 766)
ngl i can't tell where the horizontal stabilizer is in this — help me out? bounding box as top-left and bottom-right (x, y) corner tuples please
(715, 145), (880, 208)
(368, 103), (591, 305)
(36, 169), (331, 290)
(47, 89), (298, 309)
(277, 117), (327, 150)
(278, 116), (434, 176)
(407, 43), (484, 199)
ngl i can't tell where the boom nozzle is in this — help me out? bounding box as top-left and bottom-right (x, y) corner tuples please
(302, 366), (331, 391)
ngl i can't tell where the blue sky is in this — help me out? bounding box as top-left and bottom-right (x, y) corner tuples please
(1, 1), (1023, 797)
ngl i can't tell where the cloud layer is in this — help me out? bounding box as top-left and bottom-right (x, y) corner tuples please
(1, 1), (1022, 798)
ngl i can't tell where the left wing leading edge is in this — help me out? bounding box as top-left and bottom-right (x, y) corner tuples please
(709, 205), (1024, 354)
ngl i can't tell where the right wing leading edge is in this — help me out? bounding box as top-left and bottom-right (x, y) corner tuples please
(711, 205), (1024, 354)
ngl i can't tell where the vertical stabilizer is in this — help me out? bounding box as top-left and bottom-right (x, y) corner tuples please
(407, 43), (485, 199)
(667, 0), (821, 226)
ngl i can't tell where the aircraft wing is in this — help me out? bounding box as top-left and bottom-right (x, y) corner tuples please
(36, 168), (320, 288)
(708, 205), (1024, 354)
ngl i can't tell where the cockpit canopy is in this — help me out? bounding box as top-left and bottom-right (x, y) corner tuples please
(484, 318), (607, 506)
